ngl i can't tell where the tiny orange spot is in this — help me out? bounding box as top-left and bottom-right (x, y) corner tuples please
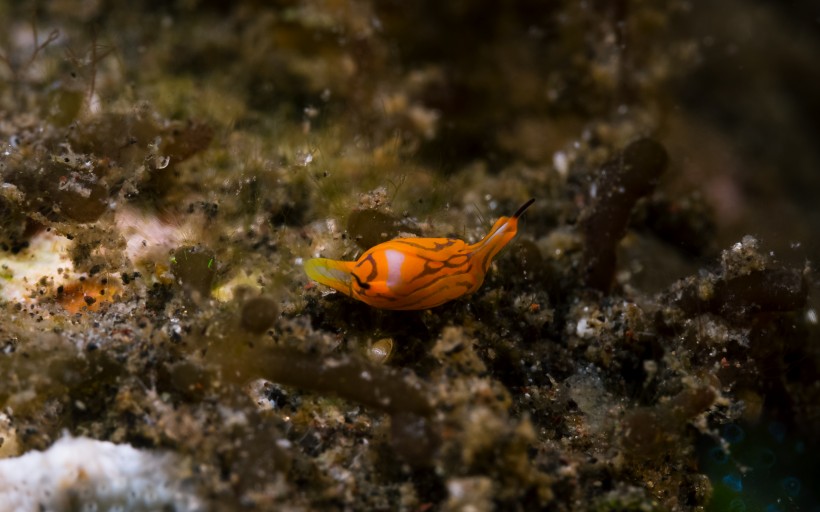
(57, 277), (121, 314)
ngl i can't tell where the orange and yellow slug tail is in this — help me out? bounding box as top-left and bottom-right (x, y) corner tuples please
(304, 258), (356, 297)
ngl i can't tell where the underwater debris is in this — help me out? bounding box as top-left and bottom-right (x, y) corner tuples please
(346, 208), (420, 250)
(366, 337), (395, 364)
(3, 155), (110, 224)
(158, 120), (214, 169)
(171, 245), (217, 299)
(0, 412), (18, 458)
(254, 346), (440, 464)
(638, 192), (717, 258)
(255, 347), (433, 418)
(240, 295), (280, 334)
(621, 386), (716, 461)
(670, 267), (808, 322)
(579, 138), (668, 291)
(0, 194), (32, 253)
(56, 276), (121, 314)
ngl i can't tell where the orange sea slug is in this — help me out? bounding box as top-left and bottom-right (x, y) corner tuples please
(305, 199), (534, 310)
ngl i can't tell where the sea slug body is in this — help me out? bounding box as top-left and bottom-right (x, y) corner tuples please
(305, 199), (534, 310)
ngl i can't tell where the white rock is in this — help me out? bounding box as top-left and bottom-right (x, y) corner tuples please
(0, 434), (203, 512)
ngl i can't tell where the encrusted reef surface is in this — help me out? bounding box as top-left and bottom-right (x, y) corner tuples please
(0, 1), (818, 511)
